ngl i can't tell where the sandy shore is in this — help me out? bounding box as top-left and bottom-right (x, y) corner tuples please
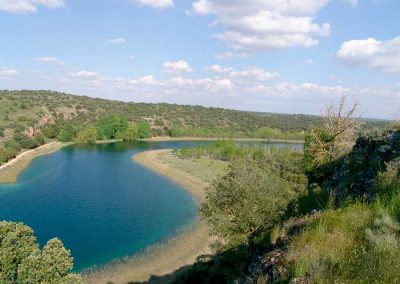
(83, 149), (213, 284)
(0, 141), (69, 184)
(140, 136), (304, 144)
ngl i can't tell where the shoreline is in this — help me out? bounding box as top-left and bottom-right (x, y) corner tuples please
(0, 141), (70, 184)
(140, 136), (304, 144)
(83, 149), (213, 283)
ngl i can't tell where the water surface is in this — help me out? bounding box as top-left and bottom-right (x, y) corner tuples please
(0, 141), (301, 270)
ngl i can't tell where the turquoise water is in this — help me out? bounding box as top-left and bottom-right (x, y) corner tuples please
(0, 141), (302, 271)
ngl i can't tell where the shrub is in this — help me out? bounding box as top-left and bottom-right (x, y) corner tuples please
(13, 133), (36, 149)
(200, 158), (296, 248)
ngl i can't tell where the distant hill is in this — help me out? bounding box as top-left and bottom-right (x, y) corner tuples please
(0, 90), (388, 142)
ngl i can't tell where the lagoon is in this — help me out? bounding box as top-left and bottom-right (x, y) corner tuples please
(0, 141), (302, 271)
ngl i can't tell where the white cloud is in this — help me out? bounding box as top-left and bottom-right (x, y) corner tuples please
(190, 0), (332, 52)
(0, 67), (19, 77)
(337, 37), (400, 73)
(204, 64), (233, 73)
(106, 38), (127, 45)
(0, 0), (65, 14)
(12, 66), (399, 119)
(34, 57), (64, 65)
(163, 60), (193, 73)
(230, 67), (278, 82)
(129, 0), (173, 8)
(70, 70), (101, 79)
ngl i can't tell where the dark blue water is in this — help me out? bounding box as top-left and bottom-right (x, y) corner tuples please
(0, 141), (302, 271)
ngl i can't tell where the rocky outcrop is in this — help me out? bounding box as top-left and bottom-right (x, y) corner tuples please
(319, 127), (400, 201)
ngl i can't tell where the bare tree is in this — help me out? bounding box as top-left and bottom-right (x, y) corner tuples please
(305, 96), (361, 169)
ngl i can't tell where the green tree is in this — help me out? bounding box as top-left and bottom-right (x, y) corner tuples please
(97, 114), (128, 140)
(42, 124), (59, 139)
(58, 124), (76, 142)
(74, 125), (98, 144)
(13, 133), (36, 149)
(200, 159), (296, 248)
(0, 221), (82, 283)
(138, 120), (152, 139)
(120, 122), (138, 141)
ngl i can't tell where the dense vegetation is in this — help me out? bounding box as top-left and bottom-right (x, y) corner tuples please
(0, 221), (82, 283)
(162, 103), (400, 283)
(0, 90), (387, 166)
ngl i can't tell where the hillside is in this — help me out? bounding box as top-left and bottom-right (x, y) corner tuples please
(0, 90), (317, 140)
(0, 90), (388, 141)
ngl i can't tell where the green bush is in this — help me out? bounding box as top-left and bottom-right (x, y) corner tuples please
(0, 221), (82, 283)
(200, 158), (296, 248)
(13, 133), (36, 149)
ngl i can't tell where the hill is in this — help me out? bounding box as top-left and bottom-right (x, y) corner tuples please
(0, 90), (389, 165)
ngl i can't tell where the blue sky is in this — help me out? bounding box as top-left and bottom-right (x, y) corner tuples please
(0, 0), (399, 119)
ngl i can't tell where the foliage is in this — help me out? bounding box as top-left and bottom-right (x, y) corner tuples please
(316, 127), (400, 202)
(121, 122), (139, 141)
(303, 97), (360, 174)
(288, 198), (400, 283)
(58, 124), (76, 142)
(138, 120), (152, 139)
(74, 125), (98, 144)
(13, 132), (36, 149)
(41, 124), (59, 139)
(200, 158), (297, 248)
(177, 140), (302, 162)
(96, 114), (128, 140)
(0, 221), (82, 284)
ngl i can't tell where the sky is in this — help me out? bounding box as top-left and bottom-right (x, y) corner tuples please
(0, 0), (399, 119)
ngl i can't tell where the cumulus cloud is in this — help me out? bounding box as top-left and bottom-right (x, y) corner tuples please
(34, 57), (64, 65)
(230, 67), (279, 82)
(129, 0), (173, 8)
(163, 60), (193, 73)
(337, 37), (400, 73)
(204, 64), (234, 73)
(190, 0), (331, 52)
(106, 38), (127, 45)
(0, 0), (65, 14)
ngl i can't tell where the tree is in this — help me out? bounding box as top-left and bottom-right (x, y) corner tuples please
(120, 122), (138, 141)
(200, 159), (296, 248)
(97, 114), (128, 140)
(42, 124), (59, 139)
(0, 221), (82, 283)
(74, 125), (98, 144)
(58, 124), (76, 142)
(303, 97), (360, 173)
(138, 120), (152, 139)
(13, 133), (36, 149)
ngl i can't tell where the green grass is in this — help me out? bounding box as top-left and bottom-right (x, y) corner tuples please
(286, 163), (400, 283)
(157, 151), (228, 184)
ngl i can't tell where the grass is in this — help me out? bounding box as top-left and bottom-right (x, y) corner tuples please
(286, 164), (400, 283)
(157, 150), (228, 184)
(0, 141), (68, 184)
